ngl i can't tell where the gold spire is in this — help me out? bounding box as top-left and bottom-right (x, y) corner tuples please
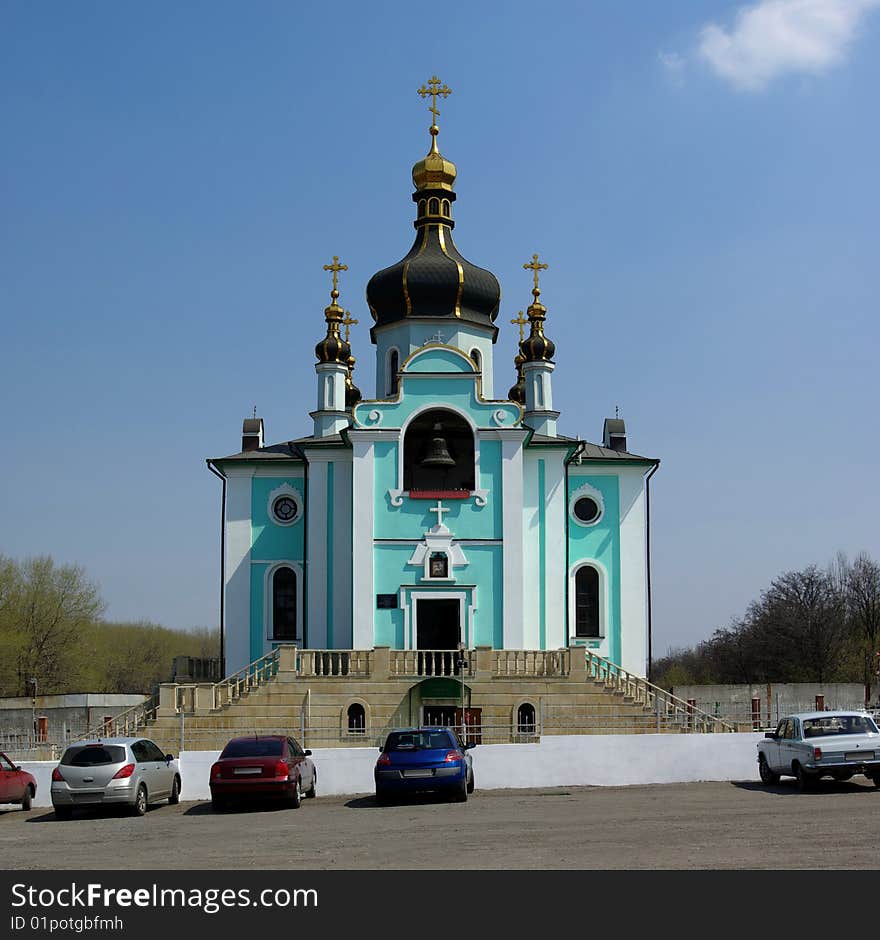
(413, 76), (457, 192)
(510, 310), (529, 343)
(523, 253), (549, 310)
(315, 255), (351, 364)
(519, 253), (555, 363)
(417, 75), (452, 153)
(341, 310), (359, 345)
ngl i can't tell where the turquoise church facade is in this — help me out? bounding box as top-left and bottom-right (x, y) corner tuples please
(209, 90), (659, 681)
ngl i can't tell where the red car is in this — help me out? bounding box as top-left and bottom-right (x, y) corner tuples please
(209, 735), (316, 811)
(0, 750), (37, 811)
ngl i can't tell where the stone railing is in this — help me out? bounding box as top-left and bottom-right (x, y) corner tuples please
(298, 649), (371, 677)
(493, 649), (570, 677)
(391, 649), (474, 678)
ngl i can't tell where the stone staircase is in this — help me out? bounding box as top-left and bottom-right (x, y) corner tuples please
(82, 646), (734, 755)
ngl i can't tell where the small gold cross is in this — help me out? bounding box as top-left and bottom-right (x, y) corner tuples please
(341, 310), (359, 344)
(523, 253), (549, 294)
(510, 310), (529, 342)
(322, 255), (348, 297)
(417, 75), (452, 125)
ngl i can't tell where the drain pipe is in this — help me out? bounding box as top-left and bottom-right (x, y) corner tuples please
(207, 460), (227, 678)
(644, 461), (660, 681)
(563, 441), (587, 644)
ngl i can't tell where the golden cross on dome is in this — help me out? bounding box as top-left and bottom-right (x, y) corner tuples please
(418, 75), (452, 125)
(523, 253), (549, 296)
(341, 310), (359, 344)
(322, 255), (348, 300)
(510, 310), (528, 342)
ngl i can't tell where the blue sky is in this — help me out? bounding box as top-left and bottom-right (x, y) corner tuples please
(2, 1), (878, 655)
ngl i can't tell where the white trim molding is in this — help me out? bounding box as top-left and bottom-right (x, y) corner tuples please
(263, 560), (305, 644)
(266, 483), (303, 527)
(569, 481), (605, 528)
(388, 402), (489, 507)
(568, 559), (609, 644)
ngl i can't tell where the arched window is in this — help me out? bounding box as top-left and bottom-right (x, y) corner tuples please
(417, 199), (426, 218)
(388, 348), (399, 396)
(428, 197), (440, 215)
(403, 408), (475, 493)
(575, 566), (601, 638)
(347, 703), (366, 735)
(441, 199), (451, 217)
(517, 703), (536, 734)
(469, 348), (482, 372)
(272, 567), (298, 641)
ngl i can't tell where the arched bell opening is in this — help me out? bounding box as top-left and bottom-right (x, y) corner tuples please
(403, 408), (475, 493)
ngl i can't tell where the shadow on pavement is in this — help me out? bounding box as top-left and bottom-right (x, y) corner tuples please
(731, 779), (877, 796)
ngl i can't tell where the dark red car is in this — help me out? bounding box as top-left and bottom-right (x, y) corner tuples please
(0, 750), (37, 811)
(209, 735), (316, 811)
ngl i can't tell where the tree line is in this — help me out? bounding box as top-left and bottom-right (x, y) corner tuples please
(0, 554), (219, 697)
(653, 552), (880, 703)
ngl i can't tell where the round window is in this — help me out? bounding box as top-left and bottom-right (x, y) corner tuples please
(573, 497), (600, 524)
(272, 495), (298, 524)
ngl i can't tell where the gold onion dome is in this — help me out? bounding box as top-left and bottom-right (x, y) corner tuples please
(412, 127), (457, 192)
(519, 254), (556, 363)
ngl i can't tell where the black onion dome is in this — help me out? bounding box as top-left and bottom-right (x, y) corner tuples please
(314, 303), (351, 364)
(508, 352), (526, 404)
(367, 227), (501, 332)
(519, 300), (555, 363)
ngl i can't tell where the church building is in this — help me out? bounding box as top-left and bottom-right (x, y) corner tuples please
(208, 78), (660, 693)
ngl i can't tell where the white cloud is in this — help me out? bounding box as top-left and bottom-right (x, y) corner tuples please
(698, 0), (880, 90)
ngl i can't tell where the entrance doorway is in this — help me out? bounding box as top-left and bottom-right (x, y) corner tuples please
(416, 598), (460, 650)
(422, 705), (483, 746)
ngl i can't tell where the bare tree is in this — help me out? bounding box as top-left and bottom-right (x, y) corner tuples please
(841, 553), (880, 706)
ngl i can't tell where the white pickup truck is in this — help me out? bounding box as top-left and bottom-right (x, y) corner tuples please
(757, 711), (880, 790)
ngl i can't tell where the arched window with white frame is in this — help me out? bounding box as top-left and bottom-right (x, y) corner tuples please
(574, 565), (601, 638)
(387, 348), (400, 397)
(271, 566), (298, 641)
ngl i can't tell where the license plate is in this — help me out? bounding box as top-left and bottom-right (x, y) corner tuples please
(233, 767), (262, 775)
(404, 769), (433, 778)
(846, 751), (874, 761)
(71, 793), (103, 803)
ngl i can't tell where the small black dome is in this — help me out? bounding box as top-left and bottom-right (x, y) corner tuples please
(367, 225), (500, 332)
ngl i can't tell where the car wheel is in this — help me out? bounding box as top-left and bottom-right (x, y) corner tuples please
(22, 785), (34, 812)
(287, 780), (301, 809)
(211, 796), (228, 813)
(375, 788), (392, 806)
(132, 784), (148, 816)
(795, 764), (815, 792)
(871, 775), (880, 788)
(304, 771), (317, 799)
(53, 806), (73, 821)
(758, 755), (780, 785)
(453, 779), (468, 803)
(466, 770), (475, 794)
(168, 776), (181, 805)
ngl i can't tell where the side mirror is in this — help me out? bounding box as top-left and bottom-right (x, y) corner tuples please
(378, 747), (384, 754)
(304, 750), (312, 757)
(464, 743), (476, 750)
(165, 754), (174, 762)
(764, 732), (776, 740)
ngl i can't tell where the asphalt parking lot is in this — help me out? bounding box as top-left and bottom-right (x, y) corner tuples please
(3, 779), (880, 870)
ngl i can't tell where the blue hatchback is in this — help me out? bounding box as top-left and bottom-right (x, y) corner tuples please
(375, 727), (475, 804)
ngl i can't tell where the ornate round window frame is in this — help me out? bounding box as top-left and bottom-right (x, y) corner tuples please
(569, 482), (605, 528)
(267, 483), (303, 527)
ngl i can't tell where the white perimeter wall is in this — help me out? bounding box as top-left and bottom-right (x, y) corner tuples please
(20, 734), (764, 807)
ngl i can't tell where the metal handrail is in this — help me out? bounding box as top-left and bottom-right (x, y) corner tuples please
(73, 694), (159, 743)
(211, 648), (281, 709)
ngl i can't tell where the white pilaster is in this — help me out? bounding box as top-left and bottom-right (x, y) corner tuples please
(501, 433), (525, 649)
(224, 467), (254, 674)
(618, 468), (649, 677)
(350, 433), (376, 649)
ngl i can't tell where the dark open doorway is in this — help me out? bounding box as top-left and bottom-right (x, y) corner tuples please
(416, 598), (460, 650)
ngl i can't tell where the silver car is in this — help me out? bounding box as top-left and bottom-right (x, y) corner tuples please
(757, 711), (880, 790)
(51, 737), (181, 818)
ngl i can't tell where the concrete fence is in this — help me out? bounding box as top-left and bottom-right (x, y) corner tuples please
(17, 733), (766, 808)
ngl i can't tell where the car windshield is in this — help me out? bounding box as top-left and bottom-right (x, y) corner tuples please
(220, 738), (284, 758)
(384, 731), (455, 751)
(802, 715), (879, 738)
(61, 745), (126, 766)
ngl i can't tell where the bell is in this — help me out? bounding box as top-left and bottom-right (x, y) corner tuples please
(421, 423), (455, 467)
